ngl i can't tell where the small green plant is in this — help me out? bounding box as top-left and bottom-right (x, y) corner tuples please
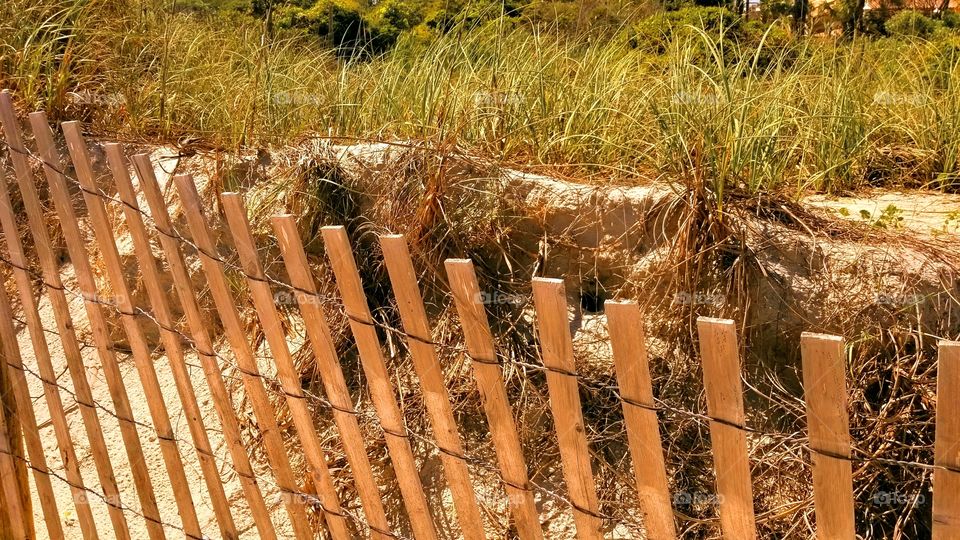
(944, 210), (960, 232)
(872, 204), (905, 229)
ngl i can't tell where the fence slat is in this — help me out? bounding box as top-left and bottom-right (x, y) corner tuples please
(530, 278), (603, 540)
(934, 340), (960, 539)
(271, 215), (395, 540)
(800, 332), (855, 539)
(1, 93), (109, 540)
(0, 298), (32, 540)
(29, 112), (161, 540)
(0, 346), (28, 540)
(61, 122), (202, 538)
(129, 154), (279, 540)
(104, 145), (239, 540)
(443, 259), (543, 540)
(695, 317), (757, 540)
(172, 175), (314, 539)
(605, 301), (676, 540)
(321, 225), (439, 540)
(379, 235), (486, 540)
(0, 275), (60, 539)
(221, 193), (351, 539)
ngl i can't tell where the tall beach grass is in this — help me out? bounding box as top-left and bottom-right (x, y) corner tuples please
(2, 0), (960, 196)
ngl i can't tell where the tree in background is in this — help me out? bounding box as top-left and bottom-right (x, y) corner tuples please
(791, 0), (808, 31)
(829, 0), (866, 36)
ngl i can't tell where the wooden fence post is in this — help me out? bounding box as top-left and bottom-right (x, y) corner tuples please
(605, 300), (676, 540)
(800, 332), (855, 539)
(695, 317), (757, 540)
(171, 175), (314, 539)
(443, 259), (543, 540)
(0, 282), (47, 540)
(103, 143), (239, 540)
(128, 154), (279, 540)
(530, 278), (603, 540)
(379, 234), (486, 540)
(61, 121), (202, 539)
(271, 215), (395, 540)
(934, 340), (960, 539)
(221, 192), (351, 539)
(321, 225), (439, 540)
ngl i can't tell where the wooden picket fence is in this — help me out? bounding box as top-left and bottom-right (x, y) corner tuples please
(0, 87), (957, 539)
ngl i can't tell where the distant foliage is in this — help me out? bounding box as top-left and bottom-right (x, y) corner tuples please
(627, 6), (741, 53)
(520, 1), (629, 33)
(885, 11), (939, 38)
(277, 0), (366, 49)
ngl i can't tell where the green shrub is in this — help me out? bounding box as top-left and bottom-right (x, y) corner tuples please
(886, 11), (940, 38)
(940, 10), (960, 29)
(758, 0), (793, 22)
(742, 19), (797, 69)
(279, 0), (366, 48)
(424, 0), (524, 33)
(521, 1), (627, 34)
(628, 6), (741, 53)
(924, 33), (960, 87)
(364, 0), (425, 52)
(173, 0), (214, 13)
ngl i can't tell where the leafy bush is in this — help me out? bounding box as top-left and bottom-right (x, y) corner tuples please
(627, 6), (741, 53)
(521, 1), (627, 33)
(424, 0), (524, 33)
(923, 33), (960, 87)
(940, 10), (960, 29)
(364, 0), (425, 52)
(173, 0), (214, 13)
(885, 11), (939, 38)
(758, 0), (793, 22)
(742, 19), (797, 68)
(278, 0), (366, 48)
